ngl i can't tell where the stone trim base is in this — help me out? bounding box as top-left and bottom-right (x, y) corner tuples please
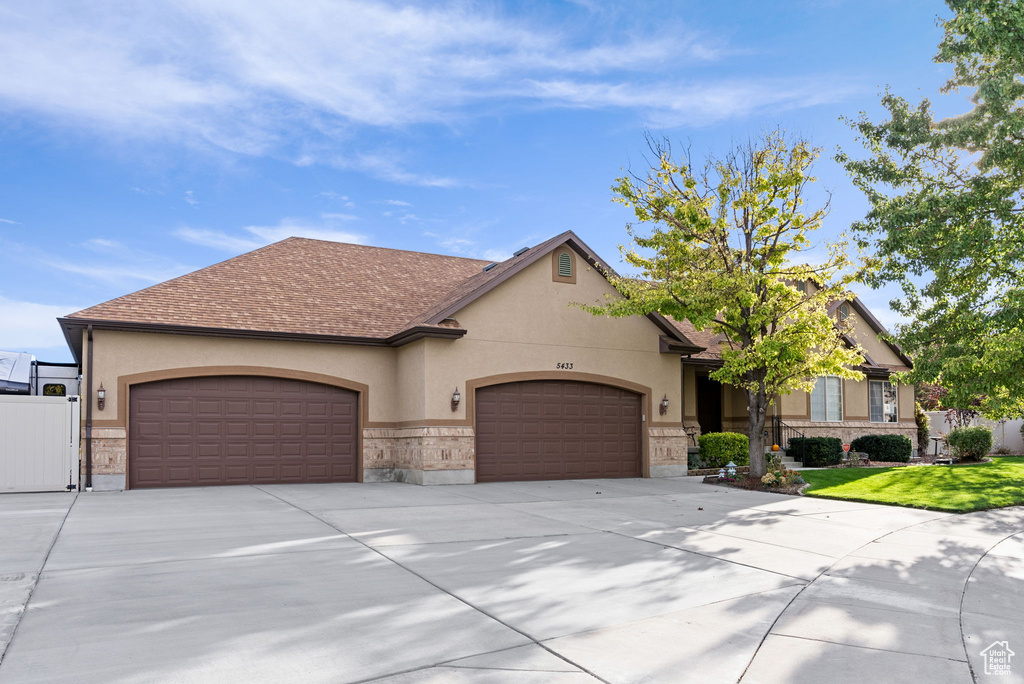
(363, 467), (475, 485)
(89, 474), (126, 491)
(650, 464), (688, 478)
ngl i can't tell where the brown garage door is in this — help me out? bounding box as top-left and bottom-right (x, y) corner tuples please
(475, 380), (642, 482)
(129, 376), (358, 488)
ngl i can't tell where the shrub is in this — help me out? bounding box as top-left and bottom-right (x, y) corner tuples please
(915, 402), (931, 453)
(850, 434), (913, 463)
(687, 452), (702, 470)
(698, 432), (749, 468)
(760, 456), (805, 488)
(947, 426), (992, 461)
(787, 437), (843, 467)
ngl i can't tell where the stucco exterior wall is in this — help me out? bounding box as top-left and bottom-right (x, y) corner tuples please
(78, 243), (690, 487)
(423, 246), (684, 427)
(84, 329), (399, 425)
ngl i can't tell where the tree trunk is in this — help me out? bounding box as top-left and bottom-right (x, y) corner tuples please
(747, 391), (769, 478)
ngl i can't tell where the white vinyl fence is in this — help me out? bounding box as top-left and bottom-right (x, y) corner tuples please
(0, 395), (80, 493)
(925, 410), (1024, 455)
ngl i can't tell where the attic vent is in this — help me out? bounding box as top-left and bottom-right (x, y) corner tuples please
(482, 262), (498, 272)
(513, 246), (530, 257)
(557, 252), (572, 278)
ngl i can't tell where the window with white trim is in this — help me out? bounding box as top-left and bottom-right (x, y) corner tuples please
(810, 376), (843, 422)
(870, 380), (898, 423)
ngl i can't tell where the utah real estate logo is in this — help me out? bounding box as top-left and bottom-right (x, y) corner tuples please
(981, 641), (1015, 676)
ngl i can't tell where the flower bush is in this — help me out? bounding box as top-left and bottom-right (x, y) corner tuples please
(760, 457), (805, 488)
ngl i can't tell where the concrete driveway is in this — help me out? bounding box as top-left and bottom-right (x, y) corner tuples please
(0, 478), (1021, 684)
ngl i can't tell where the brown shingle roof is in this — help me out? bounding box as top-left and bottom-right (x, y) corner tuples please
(61, 231), (706, 362)
(66, 238), (490, 338)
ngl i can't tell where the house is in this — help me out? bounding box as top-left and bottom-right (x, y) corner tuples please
(677, 295), (917, 449)
(58, 230), (914, 491)
(59, 232), (700, 490)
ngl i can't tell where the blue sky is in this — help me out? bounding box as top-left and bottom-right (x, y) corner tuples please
(1, 0), (964, 361)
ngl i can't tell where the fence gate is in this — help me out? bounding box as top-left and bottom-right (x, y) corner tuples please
(0, 395), (80, 493)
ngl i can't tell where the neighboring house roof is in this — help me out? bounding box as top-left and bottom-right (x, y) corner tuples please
(672, 298), (913, 374)
(59, 230), (704, 362)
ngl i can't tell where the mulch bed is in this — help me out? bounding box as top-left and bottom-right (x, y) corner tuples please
(689, 466), (750, 477)
(702, 475), (806, 495)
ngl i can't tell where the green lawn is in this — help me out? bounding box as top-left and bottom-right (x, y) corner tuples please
(799, 456), (1024, 513)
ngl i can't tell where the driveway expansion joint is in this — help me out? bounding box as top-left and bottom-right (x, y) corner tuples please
(0, 493), (78, 668)
(252, 484), (612, 684)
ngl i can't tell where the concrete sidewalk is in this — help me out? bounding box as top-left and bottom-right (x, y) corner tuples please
(0, 478), (1020, 683)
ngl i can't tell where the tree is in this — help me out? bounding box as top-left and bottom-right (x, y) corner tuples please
(586, 131), (865, 478)
(838, 0), (1024, 419)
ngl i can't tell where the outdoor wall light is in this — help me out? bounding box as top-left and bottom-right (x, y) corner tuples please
(97, 383), (106, 411)
(451, 387), (461, 412)
(659, 395), (669, 415)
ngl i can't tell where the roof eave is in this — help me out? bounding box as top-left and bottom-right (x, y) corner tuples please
(58, 318), (467, 352)
(423, 230), (705, 351)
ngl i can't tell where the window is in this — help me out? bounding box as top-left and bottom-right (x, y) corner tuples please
(796, 281), (807, 293)
(557, 252), (572, 278)
(810, 376), (843, 422)
(870, 380), (898, 422)
(839, 303), (850, 322)
(42, 383), (66, 396)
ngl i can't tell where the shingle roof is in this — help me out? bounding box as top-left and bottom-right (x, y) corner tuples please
(66, 238), (491, 338)
(61, 231), (706, 361)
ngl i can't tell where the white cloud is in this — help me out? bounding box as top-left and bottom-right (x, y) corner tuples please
(0, 218), (20, 225)
(85, 238), (124, 250)
(383, 199), (411, 207)
(0, 296), (84, 350)
(0, 1), (858, 177)
(45, 260), (183, 285)
(176, 217), (368, 252)
(184, 190), (200, 207)
(173, 228), (263, 253)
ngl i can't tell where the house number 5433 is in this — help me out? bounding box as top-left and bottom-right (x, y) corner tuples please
(556, 362), (574, 369)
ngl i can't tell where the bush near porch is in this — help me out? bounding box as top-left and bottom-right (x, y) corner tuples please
(788, 437), (843, 467)
(850, 434), (913, 463)
(697, 432), (749, 468)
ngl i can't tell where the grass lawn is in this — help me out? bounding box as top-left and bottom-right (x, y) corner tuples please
(799, 456), (1024, 513)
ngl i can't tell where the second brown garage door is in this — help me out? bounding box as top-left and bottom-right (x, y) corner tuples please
(475, 380), (642, 482)
(129, 375), (358, 488)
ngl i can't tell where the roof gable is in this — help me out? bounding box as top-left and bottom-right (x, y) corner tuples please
(58, 231), (705, 361)
(410, 230), (702, 351)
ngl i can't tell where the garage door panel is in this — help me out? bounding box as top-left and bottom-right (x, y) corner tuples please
(476, 380), (641, 482)
(129, 376), (358, 488)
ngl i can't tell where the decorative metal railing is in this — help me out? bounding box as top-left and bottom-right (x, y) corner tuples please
(769, 415), (807, 463)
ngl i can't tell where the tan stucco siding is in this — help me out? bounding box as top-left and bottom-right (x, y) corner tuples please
(899, 382), (915, 422)
(682, 366), (698, 422)
(395, 340), (427, 424)
(427, 247), (683, 423)
(83, 330), (399, 426)
(845, 307), (905, 366)
(845, 377), (869, 420)
(779, 389), (808, 419)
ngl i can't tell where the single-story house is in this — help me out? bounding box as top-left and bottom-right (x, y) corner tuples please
(59, 230), (915, 490)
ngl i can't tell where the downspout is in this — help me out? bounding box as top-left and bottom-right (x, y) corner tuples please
(84, 325), (93, 491)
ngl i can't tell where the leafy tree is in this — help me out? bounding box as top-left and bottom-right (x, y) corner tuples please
(587, 131), (865, 477)
(838, 0), (1024, 418)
